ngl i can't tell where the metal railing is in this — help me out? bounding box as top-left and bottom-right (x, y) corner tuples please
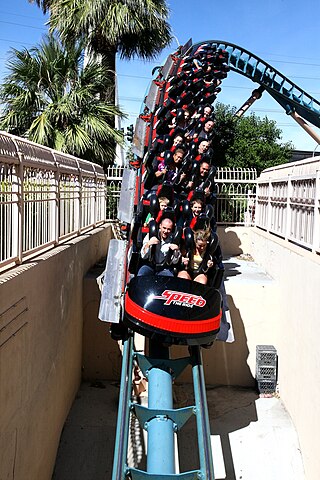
(105, 166), (257, 226)
(255, 157), (320, 253)
(10, 128), (310, 272)
(0, 132), (107, 271)
(215, 168), (257, 225)
(1, 153), (256, 272)
(106, 166), (124, 220)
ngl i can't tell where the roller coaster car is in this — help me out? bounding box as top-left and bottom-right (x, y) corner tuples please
(124, 221), (223, 346)
(124, 275), (222, 346)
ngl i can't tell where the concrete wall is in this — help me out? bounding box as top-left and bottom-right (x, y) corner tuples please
(217, 225), (253, 257)
(0, 225), (114, 480)
(82, 264), (122, 381)
(197, 225), (319, 480)
(249, 227), (320, 480)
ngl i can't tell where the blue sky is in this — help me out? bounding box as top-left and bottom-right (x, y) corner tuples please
(1, 0), (320, 151)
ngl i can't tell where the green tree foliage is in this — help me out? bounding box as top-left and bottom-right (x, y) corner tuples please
(0, 35), (124, 167)
(30, 0), (172, 101)
(213, 103), (293, 174)
(28, 0), (172, 152)
(49, 0), (172, 58)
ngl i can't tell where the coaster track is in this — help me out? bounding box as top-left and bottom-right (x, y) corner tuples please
(100, 38), (320, 480)
(188, 40), (320, 127)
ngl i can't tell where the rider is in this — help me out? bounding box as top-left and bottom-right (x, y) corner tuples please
(178, 228), (215, 285)
(138, 217), (180, 277)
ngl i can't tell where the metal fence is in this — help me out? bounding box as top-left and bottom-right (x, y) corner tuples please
(255, 157), (320, 253)
(214, 168), (257, 225)
(0, 132), (107, 271)
(2, 129), (318, 273)
(107, 162), (320, 254)
(105, 166), (124, 219)
(105, 166), (257, 225)
(0, 130), (257, 273)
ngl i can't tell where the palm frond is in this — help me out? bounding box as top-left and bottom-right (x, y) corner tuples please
(28, 111), (53, 145)
(49, 0), (172, 59)
(0, 33), (124, 165)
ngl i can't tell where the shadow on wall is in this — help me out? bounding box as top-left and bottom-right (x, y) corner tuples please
(82, 262), (122, 382)
(176, 384), (258, 479)
(200, 291), (256, 388)
(223, 259), (242, 280)
(218, 228), (243, 258)
(172, 289), (258, 477)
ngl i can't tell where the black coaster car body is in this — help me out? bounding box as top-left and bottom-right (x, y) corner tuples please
(124, 276), (221, 345)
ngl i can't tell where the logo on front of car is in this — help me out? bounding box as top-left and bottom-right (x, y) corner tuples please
(153, 289), (206, 308)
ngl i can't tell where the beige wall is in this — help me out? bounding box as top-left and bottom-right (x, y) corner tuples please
(203, 226), (320, 480)
(0, 225), (113, 480)
(82, 265), (122, 381)
(249, 227), (320, 480)
(217, 225), (253, 257)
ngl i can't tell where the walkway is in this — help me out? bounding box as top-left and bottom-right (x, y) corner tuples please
(52, 380), (304, 479)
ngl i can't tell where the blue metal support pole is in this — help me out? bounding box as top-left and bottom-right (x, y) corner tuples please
(146, 342), (175, 475)
(191, 346), (215, 480)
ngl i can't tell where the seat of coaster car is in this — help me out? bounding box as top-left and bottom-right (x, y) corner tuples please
(143, 152), (175, 191)
(132, 183), (176, 241)
(124, 275), (222, 346)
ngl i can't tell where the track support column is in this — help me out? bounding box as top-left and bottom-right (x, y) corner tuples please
(147, 341), (175, 474)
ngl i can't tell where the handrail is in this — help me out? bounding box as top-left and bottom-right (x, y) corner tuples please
(0, 131), (107, 272)
(255, 157), (320, 253)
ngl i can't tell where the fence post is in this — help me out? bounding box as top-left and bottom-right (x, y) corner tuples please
(92, 165), (98, 227)
(245, 189), (255, 226)
(312, 169), (320, 253)
(11, 138), (25, 265)
(267, 178), (272, 233)
(285, 175), (293, 241)
(51, 152), (59, 245)
(76, 159), (82, 234)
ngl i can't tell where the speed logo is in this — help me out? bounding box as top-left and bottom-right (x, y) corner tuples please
(153, 290), (206, 308)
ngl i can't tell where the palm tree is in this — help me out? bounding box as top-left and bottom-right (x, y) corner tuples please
(30, 0), (172, 96)
(0, 35), (124, 167)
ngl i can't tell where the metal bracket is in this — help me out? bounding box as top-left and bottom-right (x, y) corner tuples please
(127, 467), (201, 479)
(132, 404), (194, 431)
(135, 353), (190, 380)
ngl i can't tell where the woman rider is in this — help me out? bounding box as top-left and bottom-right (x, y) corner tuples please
(178, 228), (214, 285)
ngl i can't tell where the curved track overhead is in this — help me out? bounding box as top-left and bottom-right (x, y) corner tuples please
(188, 40), (320, 127)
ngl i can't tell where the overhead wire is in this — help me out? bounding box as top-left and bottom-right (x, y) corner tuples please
(0, 11), (319, 137)
(0, 20), (46, 31)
